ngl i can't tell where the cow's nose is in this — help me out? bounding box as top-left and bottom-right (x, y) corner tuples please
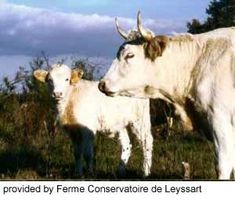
(53, 92), (62, 98)
(98, 81), (107, 93)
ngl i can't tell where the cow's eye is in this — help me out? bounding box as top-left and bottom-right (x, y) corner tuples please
(124, 53), (135, 60)
(65, 78), (69, 82)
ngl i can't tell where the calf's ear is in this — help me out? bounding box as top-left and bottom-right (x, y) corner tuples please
(33, 70), (48, 83)
(70, 68), (84, 85)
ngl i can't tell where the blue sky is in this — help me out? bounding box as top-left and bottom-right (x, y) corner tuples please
(0, 0), (211, 79)
(7, 0), (210, 20)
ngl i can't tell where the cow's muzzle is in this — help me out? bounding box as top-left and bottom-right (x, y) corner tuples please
(98, 81), (116, 97)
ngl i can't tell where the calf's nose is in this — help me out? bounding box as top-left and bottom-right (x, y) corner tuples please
(52, 92), (62, 98)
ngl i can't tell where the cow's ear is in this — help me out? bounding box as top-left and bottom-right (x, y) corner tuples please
(156, 35), (168, 55)
(70, 68), (84, 85)
(145, 35), (168, 61)
(33, 69), (48, 83)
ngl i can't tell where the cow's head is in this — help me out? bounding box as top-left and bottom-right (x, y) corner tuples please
(33, 64), (83, 102)
(99, 11), (168, 98)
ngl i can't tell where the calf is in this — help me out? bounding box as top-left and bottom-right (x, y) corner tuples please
(34, 64), (153, 176)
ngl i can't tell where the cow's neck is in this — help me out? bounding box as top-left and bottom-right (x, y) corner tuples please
(151, 37), (203, 105)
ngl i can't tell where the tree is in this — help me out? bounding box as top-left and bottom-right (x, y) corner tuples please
(187, 19), (206, 34)
(187, 0), (235, 34)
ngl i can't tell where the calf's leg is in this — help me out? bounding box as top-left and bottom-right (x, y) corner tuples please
(118, 129), (132, 165)
(130, 123), (153, 177)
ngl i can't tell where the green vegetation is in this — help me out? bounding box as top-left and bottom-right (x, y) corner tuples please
(0, 57), (216, 180)
(187, 0), (235, 34)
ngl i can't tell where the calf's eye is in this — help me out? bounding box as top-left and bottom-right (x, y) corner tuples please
(65, 78), (69, 81)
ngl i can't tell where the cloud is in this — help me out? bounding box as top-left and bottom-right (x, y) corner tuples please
(0, 3), (186, 58)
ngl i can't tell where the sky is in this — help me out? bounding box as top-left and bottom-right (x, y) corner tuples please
(0, 0), (211, 80)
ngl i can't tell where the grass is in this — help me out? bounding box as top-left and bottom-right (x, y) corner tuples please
(0, 88), (217, 180)
(0, 103), (216, 180)
(151, 132), (216, 180)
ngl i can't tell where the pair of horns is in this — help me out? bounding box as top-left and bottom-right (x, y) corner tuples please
(115, 11), (154, 41)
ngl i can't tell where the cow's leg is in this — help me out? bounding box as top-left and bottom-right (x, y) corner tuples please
(142, 134), (153, 177)
(130, 123), (153, 177)
(75, 128), (95, 175)
(70, 127), (94, 177)
(212, 111), (234, 179)
(83, 132), (94, 175)
(231, 115), (235, 179)
(71, 137), (84, 176)
(118, 129), (132, 165)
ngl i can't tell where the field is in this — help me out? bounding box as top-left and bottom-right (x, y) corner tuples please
(0, 94), (216, 180)
(0, 60), (217, 180)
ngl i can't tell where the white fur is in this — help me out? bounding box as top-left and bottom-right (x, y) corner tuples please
(35, 64), (153, 176)
(100, 27), (235, 179)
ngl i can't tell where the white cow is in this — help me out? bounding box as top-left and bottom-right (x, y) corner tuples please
(99, 11), (235, 179)
(33, 64), (153, 177)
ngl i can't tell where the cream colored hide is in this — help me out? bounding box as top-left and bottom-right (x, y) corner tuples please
(34, 64), (153, 176)
(99, 12), (235, 179)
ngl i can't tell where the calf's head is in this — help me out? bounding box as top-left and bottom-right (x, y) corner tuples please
(33, 64), (83, 102)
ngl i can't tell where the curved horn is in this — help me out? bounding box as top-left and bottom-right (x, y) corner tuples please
(115, 17), (128, 40)
(137, 11), (154, 41)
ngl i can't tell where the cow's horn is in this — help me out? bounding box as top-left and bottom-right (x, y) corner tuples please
(137, 11), (154, 41)
(115, 17), (128, 40)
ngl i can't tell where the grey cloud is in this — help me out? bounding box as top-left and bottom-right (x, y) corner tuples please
(0, 3), (186, 57)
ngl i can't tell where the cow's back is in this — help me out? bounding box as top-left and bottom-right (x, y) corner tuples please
(72, 79), (150, 132)
(195, 27), (235, 51)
